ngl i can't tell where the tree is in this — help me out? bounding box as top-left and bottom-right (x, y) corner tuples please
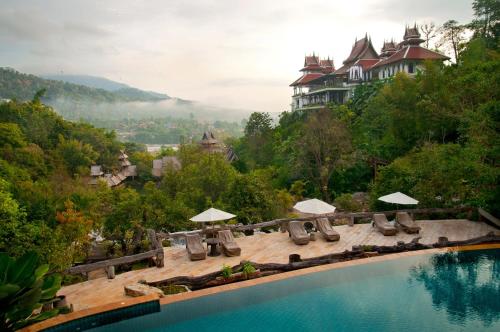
(470, 0), (500, 47)
(224, 173), (278, 225)
(56, 136), (99, 176)
(55, 200), (93, 265)
(420, 22), (438, 49)
(0, 123), (26, 148)
(437, 20), (467, 63)
(296, 109), (352, 202)
(240, 112), (275, 169)
(370, 144), (498, 211)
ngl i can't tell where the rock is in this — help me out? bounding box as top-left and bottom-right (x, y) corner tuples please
(124, 283), (164, 298)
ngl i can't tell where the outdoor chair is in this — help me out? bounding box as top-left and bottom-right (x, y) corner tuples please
(316, 218), (340, 241)
(218, 230), (241, 256)
(186, 234), (206, 261)
(373, 213), (398, 236)
(396, 212), (421, 234)
(288, 221), (310, 245)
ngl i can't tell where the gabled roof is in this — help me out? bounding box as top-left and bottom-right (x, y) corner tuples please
(320, 59), (335, 73)
(371, 45), (449, 69)
(300, 54), (323, 72)
(343, 36), (379, 65)
(200, 131), (218, 145)
(403, 24), (425, 46)
(304, 54), (319, 66)
(290, 73), (324, 86)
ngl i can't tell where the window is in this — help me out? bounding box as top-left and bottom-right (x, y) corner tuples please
(408, 62), (414, 74)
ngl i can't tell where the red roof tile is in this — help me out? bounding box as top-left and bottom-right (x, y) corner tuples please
(300, 63), (323, 72)
(354, 59), (380, 70)
(371, 45), (449, 68)
(343, 37), (379, 64)
(290, 73), (325, 86)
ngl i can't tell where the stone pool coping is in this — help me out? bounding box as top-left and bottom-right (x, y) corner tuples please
(23, 243), (500, 331)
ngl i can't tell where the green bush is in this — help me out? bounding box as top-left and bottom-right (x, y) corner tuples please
(241, 262), (256, 279)
(221, 264), (233, 279)
(334, 193), (362, 212)
(0, 251), (62, 331)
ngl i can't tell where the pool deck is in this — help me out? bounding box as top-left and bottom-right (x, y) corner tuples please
(60, 219), (498, 312)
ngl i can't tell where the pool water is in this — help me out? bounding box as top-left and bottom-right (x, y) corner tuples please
(91, 249), (500, 332)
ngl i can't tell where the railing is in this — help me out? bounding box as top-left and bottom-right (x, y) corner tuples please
(308, 83), (349, 93)
(478, 208), (500, 227)
(164, 206), (478, 239)
(67, 229), (164, 279)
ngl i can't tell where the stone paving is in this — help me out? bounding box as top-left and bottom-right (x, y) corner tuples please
(60, 219), (498, 312)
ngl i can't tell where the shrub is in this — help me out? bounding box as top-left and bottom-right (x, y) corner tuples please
(221, 264), (233, 279)
(334, 193), (362, 212)
(241, 262), (256, 279)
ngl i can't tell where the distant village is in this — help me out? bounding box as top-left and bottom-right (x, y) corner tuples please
(90, 131), (237, 186)
(290, 24), (449, 111)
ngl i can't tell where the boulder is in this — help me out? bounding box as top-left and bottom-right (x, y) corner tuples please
(124, 283), (164, 298)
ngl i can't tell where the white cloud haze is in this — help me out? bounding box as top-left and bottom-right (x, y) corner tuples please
(0, 0), (473, 113)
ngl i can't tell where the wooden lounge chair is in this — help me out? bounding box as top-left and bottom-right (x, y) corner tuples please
(288, 221), (310, 245)
(373, 214), (398, 236)
(186, 234), (206, 261)
(396, 212), (421, 234)
(218, 230), (241, 256)
(316, 218), (340, 241)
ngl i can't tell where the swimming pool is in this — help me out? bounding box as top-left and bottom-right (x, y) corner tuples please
(90, 249), (500, 332)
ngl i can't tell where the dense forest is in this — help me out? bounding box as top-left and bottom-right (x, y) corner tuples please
(0, 0), (498, 279)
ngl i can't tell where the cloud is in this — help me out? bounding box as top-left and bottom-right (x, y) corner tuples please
(210, 77), (285, 87)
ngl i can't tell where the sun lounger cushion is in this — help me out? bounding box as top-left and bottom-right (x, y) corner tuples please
(396, 212), (421, 234)
(373, 214), (398, 236)
(316, 218), (340, 241)
(288, 221), (310, 245)
(218, 230), (241, 256)
(186, 234), (206, 261)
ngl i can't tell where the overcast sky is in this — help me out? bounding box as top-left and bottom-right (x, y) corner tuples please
(0, 0), (473, 112)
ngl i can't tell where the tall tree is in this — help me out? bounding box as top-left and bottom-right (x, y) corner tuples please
(438, 20), (467, 63)
(296, 109), (352, 202)
(470, 0), (500, 48)
(420, 22), (438, 49)
(241, 112), (274, 169)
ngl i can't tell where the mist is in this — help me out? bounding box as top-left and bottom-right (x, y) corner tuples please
(47, 98), (256, 123)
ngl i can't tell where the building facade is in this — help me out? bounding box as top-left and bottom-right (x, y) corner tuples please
(290, 25), (449, 111)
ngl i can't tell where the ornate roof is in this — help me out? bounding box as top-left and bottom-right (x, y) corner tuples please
(343, 36), (379, 65)
(371, 45), (449, 69)
(290, 73), (325, 86)
(403, 24), (424, 46)
(320, 58), (335, 73)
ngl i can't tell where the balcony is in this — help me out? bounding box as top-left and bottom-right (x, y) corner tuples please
(308, 82), (350, 93)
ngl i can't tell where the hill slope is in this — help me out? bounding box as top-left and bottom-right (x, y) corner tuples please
(42, 74), (170, 101)
(0, 68), (168, 103)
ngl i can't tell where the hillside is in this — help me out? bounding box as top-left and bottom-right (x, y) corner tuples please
(0, 68), (168, 103)
(42, 74), (170, 101)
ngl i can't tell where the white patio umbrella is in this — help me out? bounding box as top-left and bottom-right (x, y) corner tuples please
(378, 192), (419, 205)
(190, 208), (236, 222)
(190, 208), (236, 236)
(293, 198), (336, 215)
